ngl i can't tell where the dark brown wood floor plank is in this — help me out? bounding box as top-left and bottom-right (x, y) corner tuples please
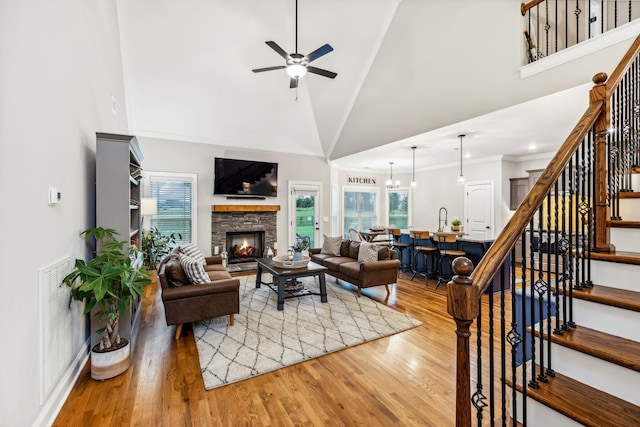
(54, 273), (469, 426)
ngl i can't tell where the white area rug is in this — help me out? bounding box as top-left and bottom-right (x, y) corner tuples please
(193, 274), (422, 390)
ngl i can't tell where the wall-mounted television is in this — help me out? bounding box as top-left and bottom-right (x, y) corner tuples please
(214, 157), (278, 198)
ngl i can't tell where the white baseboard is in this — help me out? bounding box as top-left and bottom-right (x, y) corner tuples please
(32, 339), (90, 427)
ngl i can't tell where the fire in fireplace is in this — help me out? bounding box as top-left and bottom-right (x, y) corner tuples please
(225, 231), (265, 263)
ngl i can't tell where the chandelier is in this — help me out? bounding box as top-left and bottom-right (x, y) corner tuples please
(385, 162), (400, 189)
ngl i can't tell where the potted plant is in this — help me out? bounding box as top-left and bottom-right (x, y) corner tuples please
(141, 226), (181, 280)
(290, 237), (309, 261)
(451, 217), (462, 232)
(62, 227), (151, 380)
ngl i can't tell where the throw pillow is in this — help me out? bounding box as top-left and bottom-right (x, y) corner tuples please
(180, 243), (206, 266)
(357, 241), (379, 263)
(321, 235), (343, 256)
(178, 253), (210, 284)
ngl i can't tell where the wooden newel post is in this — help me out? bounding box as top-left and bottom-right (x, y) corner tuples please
(447, 256), (478, 427)
(590, 72), (615, 253)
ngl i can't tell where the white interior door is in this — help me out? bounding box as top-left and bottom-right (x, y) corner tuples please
(464, 181), (494, 240)
(289, 182), (321, 249)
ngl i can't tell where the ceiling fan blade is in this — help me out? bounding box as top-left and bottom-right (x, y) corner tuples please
(307, 66), (337, 79)
(290, 78), (299, 89)
(266, 41), (290, 60)
(252, 65), (286, 73)
(306, 44), (333, 63)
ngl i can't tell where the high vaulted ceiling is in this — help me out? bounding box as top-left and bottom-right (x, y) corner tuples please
(117, 0), (629, 174)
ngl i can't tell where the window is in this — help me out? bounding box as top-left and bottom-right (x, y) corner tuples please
(387, 189), (410, 229)
(144, 172), (197, 245)
(343, 187), (379, 237)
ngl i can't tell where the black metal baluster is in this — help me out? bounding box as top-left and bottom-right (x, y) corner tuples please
(488, 283), (495, 426)
(574, 143), (583, 290)
(523, 225), (531, 424)
(529, 215), (540, 390)
(568, 154), (576, 329)
(556, 173), (567, 334)
(555, 0), (559, 52)
(501, 263), (508, 427)
(586, 131), (594, 286)
(575, 0), (581, 45)
(544, 0), (550, 56)
(537, 194), (550, 382)
(472, 301), (486, 424)
(601, 0), (605, 34)
(565, 0), (569, 49)
(579, 139), (586, 288)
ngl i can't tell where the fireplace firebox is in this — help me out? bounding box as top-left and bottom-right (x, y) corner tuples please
(225, 231), (265, 264)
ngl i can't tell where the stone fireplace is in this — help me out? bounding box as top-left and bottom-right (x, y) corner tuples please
(226, 230), (265, 264)
(211, 205), (279, 262)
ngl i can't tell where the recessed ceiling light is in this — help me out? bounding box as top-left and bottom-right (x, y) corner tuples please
(528, 143), (537, 150)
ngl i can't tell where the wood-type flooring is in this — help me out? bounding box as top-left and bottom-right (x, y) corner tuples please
(53, 272), (498, 426)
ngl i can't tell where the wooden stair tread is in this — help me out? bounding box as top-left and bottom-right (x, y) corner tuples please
(543, 324), (640, 372)
(507, 369), (640, 427)
(607, 220), (640, 228)
(618, 191), (640, 199)
(591, 250), (640, 265)
(555, 284), (640, 312)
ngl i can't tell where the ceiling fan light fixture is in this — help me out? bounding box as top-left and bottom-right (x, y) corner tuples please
(286, 63), (307, 79)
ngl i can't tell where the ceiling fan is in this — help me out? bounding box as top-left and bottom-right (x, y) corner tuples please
(252, 0), (337, 89)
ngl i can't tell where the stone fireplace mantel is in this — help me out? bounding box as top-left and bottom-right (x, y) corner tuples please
(212, 205), (280, 213)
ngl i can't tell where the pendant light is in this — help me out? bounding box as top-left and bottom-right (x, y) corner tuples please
(385, 162), (400, 189)
(457, 134), (465, 183)
(410, 146), (417, 187)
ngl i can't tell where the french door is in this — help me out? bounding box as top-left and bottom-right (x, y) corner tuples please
(288, 182), (321, 249)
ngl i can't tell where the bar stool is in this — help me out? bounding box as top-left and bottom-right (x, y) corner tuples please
(410, 230), (438, 282)
(435, 233), (466, 288)
(389, 227), (411, 272)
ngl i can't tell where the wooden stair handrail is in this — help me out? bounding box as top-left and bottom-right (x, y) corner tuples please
(472, 33), (640, 294)
(469, 100), (602, 294)
(521, 0), (544, 16)
(606, 35), (640, 96)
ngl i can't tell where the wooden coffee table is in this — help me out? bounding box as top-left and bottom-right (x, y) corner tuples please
(255, 257), (328, 311)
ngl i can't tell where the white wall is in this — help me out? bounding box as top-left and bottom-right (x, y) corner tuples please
(0, 1), (129, 426)
(138, 137), (332, 253)
(334, 158), (504, 235)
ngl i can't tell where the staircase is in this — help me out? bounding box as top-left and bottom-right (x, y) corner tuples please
(447, 35), (640, 427)
(508, 183), (640, 425)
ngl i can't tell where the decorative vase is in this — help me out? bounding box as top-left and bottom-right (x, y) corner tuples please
(451, 225), (460, 232)
(292, 251), (304, 261)
(91, 339), (130, 380)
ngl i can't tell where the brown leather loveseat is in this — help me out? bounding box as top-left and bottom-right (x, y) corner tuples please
(158, 251), (240, 339)
(310, 239), (400, 297)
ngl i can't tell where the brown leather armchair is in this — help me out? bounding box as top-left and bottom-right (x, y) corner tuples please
(158, 252), (240, 339)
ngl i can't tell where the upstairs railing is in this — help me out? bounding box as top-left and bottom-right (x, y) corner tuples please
(449, 34), (640, 426)
(521, 0), (640, 63)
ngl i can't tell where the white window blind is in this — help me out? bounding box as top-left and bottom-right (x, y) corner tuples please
(146, 173), (197, 245)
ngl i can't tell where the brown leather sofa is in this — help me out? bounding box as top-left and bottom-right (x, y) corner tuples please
(309, 240), (400, 297)
(158, 251), (240, 339)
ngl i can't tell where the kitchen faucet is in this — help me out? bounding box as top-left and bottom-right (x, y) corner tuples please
(438, 207), (448, 232)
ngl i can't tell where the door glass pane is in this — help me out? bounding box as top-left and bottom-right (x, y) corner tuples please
(343, 190), (378, 237)
(388, 190), (409, 229)
(295, 193), (316, 248)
